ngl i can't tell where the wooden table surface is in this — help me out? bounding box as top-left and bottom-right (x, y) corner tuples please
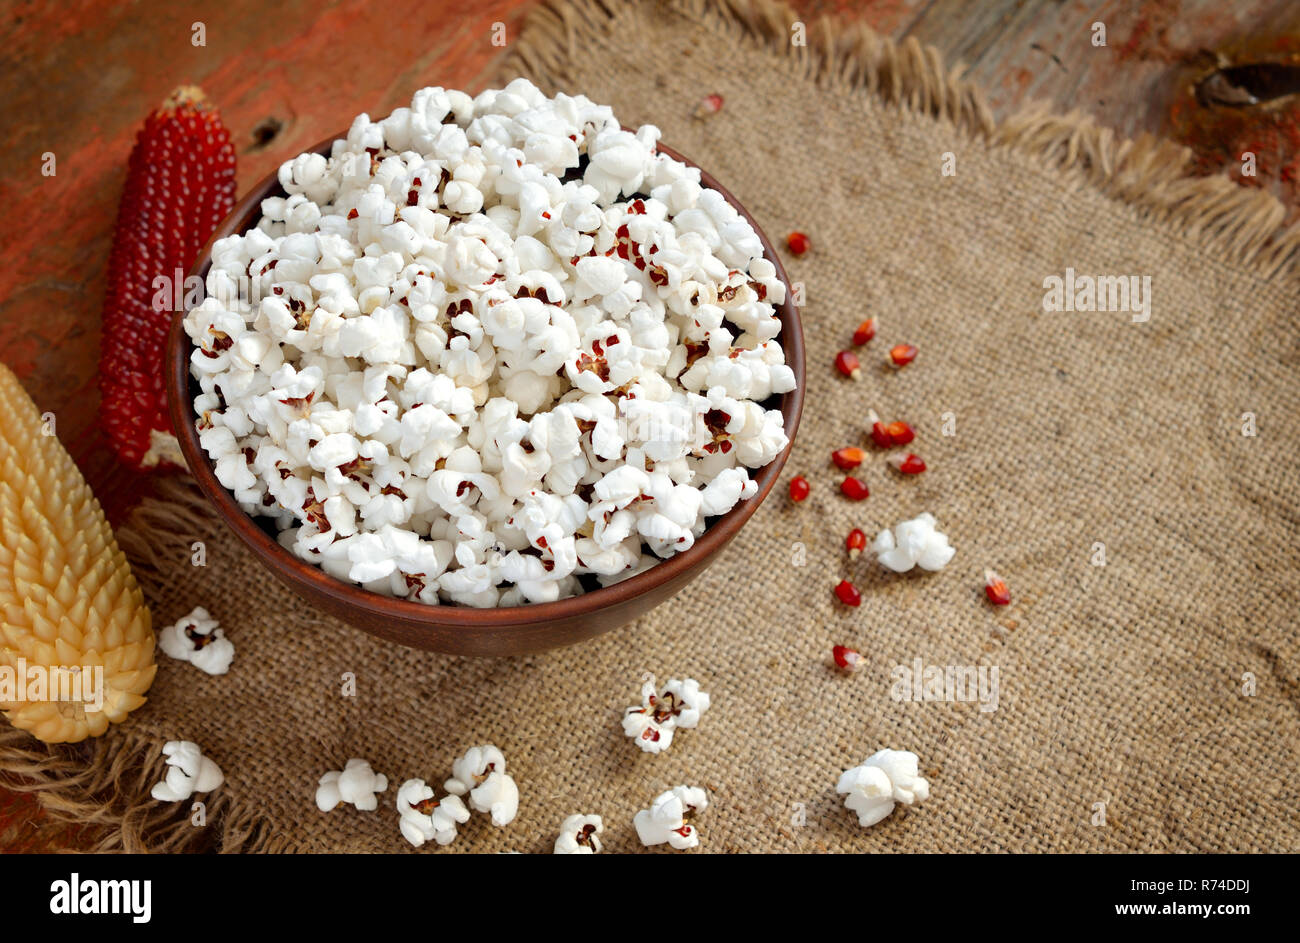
(1, 0), (1295, 850)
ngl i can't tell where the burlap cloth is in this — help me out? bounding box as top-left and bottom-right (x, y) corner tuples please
(4, 0), (1299, 853)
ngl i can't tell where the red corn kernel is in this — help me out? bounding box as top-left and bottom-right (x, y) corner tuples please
(846, 528), (867, 558)
(832, 645), (863, 670)
(888, 453), (927, 475)
(885, 421), (914, 445)
(833, 580), (862, 607)
(789, 475), (810, 502)
(834, 350), (861, 380)
(888, 344), (918, 367)
(840, 476), (869, 500)
(985, 569), (1011, 606)
(695, 93), (724, 117)
(852, 317), (877, 345)
(867, 409), (892, 448)
(787, 231), (811, 256)
(831, 446), (865, 469)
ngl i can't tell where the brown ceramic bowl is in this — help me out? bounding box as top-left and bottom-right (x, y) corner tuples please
(167, 132), (804, 656)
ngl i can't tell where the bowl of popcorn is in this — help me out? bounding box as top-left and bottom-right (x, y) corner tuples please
(167, 80), (804, 655)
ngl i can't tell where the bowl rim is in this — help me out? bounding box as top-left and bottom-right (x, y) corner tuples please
(167, 131), (804, 628)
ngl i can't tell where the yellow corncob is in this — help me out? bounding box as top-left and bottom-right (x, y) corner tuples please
(0, 364), (155, 742)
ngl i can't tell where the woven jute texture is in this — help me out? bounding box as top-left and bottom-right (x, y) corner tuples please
(4, 0), (1299, 853)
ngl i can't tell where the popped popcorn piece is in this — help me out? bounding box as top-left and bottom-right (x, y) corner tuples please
(184, 81), (796, 607)
(633, 785), (708, 849)
(157, 606), (234, 676)
(872, 512), (956, 572)
(150, 740), (224, 802)
(622, 677), (711, 754)
(396, 778), (471, 847)
(315, 758), (389, 812)
(836, 749), (931, 827)
(445, 744), (519, 826)
(553, 813), (603, 854)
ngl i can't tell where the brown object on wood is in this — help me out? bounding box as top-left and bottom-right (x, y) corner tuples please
(166, 137), (805, 656)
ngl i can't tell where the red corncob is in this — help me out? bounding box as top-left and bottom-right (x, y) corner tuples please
(99, 86), (236, 470)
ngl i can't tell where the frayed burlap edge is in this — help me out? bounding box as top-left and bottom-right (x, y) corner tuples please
(4, 0), (1297, 854)
(0, 722), (307, 853)
(506, 0), (1300, 280)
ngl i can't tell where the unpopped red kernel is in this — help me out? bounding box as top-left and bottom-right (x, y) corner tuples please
(885, 421), (915, 445)
(840, 476), (869, 500)
(695, 93), (724, 117)
(985, 569), (1011, 606)
(888, 453), (926, 475)
(833, 580), (861, 607)
(867, 409), (891, 448)
(789, 475), (810, 502)
(831, 447), (865, 469)
(834, 350), (861, 380)
(852, 317), (877, 346)
(888, 344), (918, 367)
(846, 528), (867, 558)
(787, 231), (811, 256)
(832, 645), (863, 670)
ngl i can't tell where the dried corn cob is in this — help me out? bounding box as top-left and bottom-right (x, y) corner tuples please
(99, 85), (236, 470)
(0, 363), (156, 743)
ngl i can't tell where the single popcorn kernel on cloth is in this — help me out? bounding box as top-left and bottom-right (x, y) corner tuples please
(0, 364), (156, 743)
(397, 778), (471, 847)
(184, 80), (796, 608)
(151, 740), (223, 802)
(837, 749), (930, 827)
(873, 512), (954, 573)
(158, 605), (234, 675)
(634, 785), (709, 849)
(445, 743), (519, 826)
(554, 813), (604, 854)
(315, 758), (389, 812)
(623, 676), (710, 753)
